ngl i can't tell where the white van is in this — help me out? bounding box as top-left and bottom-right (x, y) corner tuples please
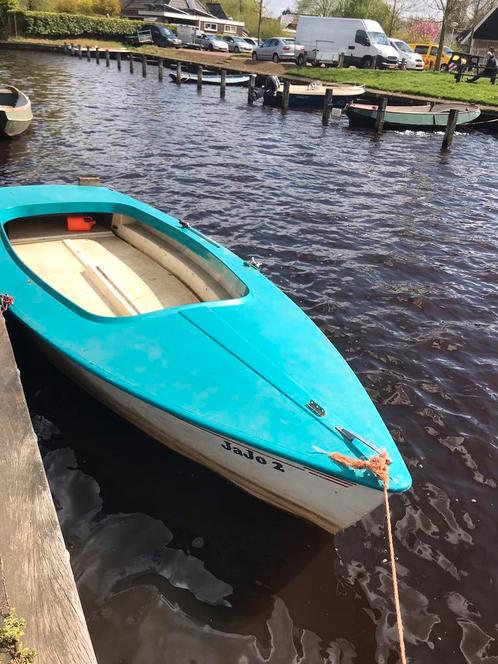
(295, 16), (399, 68)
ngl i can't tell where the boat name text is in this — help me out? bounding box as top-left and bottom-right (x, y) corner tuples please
(221, 440), (284, 472)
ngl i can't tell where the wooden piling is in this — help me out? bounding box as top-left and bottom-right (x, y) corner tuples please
(105, 49), (110, 67)
(322, 88), (333, 125)
(197, 65), (203, 91)
(142, 54), (147, 77)
(95, 47), (100, 65)
(374, 97), (387, 134)
(129, 53), (134, 74)
(282, 79), (290, 112)
(117, 51), (121, 71)
(0, 316), (98, 664)
(86, 45), (90, 62)
(176, 61), (182, 83)
(69, 42), (74, 55)
(441, 109), (459, 151)
(77, 44), (82, 59)
(220, 69), (226, 97)
(248, 73), (256, 104)
(372, 54), (377, 69)
(337, 52), (345, 68)
(158, 58), (163, 81)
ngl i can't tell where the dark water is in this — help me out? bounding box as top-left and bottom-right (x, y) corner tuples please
(1, 50), (498, 664)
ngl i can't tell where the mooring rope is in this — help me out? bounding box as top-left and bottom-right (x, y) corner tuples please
(328, 450), (407, 664)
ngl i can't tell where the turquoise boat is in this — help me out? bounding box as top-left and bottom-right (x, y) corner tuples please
(0, 185), (411, 533)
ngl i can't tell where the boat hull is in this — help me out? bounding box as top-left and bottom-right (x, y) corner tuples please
(346, 105), (481, 130)
(0, 87), (33, 138)
(35, 331), (384, 535)
(264, 91), (358, 109)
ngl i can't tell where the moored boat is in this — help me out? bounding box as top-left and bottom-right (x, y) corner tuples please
(169, 71), (250, 86)
(0, 85), (33, 138)
(0, 185), (411, 534)
(346, 101), (481, 130)
(264, 80), (366, 109)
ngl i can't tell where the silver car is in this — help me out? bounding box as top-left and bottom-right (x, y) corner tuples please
(252, 38), (305, 64)
(197, 34), (229, 52)
(223, 35), (253, 53)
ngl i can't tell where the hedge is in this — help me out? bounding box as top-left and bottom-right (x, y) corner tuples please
(9, 9), (142, 38)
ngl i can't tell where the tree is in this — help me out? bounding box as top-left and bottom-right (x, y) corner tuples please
(296, 0), (338, 17)
(338, 0), (392, 29)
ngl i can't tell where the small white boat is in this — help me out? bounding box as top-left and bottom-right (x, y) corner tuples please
(170, 71), (250, 86)
(264, 79), (365, 108)
(0, 85), (32, 138)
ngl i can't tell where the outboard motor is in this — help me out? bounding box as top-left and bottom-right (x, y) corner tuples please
(264, 75), (280, 95)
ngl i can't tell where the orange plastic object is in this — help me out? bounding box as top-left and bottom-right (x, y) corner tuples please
(67, 215), (96, 232)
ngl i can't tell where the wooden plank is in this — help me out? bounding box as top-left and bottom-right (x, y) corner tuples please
(0, 315), (98, 664)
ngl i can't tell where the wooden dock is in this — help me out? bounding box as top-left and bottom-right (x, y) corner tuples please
(0, 314), (97, 664)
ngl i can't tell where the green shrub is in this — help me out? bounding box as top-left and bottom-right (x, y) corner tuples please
(0, 0), (17, 30)
(11, 9), (141, 38)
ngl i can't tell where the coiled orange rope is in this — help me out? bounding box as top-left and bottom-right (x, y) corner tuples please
(330, 450), (407, 664)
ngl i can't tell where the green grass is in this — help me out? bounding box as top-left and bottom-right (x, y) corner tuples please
(291, 67), (498, 108)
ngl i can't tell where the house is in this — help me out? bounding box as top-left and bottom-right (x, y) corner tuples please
(459, 2), (498, 56)
(122, 0), (245, 35)
(280, 9), (297, 32)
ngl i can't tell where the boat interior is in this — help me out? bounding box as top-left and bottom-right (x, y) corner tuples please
(4, 212), (248, 317)
(0, 87), (18, 109)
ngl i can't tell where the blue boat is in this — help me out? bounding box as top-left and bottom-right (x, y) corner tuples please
(0, 185), (411, 533)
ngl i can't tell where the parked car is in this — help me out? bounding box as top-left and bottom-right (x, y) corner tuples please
(196, 33), (229, 52)
(252, 38), (305, 64)
(223, 35), (253, 53)
(243, 37), (259, 48)
(407, 42), (453, 69)
(142, 23), (181, 48)
(388, 38), (424, 70)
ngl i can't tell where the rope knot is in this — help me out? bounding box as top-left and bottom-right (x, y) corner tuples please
(0, 294), (14, 313)
(329, 450), (390, 488)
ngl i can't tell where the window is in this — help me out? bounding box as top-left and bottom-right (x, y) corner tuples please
(355, 29), (369, 46)
(204, 22), (218, 31)
(430, 46), (438, 56)
(224, 24), (237, 33)
(414, 45), (428, 54)
(368, 31), (389, 45)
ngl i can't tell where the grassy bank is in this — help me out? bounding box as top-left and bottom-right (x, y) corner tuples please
(292, 67), (498, 108)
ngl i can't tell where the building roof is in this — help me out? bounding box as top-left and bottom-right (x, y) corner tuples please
(205, 2), (229, 19)
(460, 2), (498, 43)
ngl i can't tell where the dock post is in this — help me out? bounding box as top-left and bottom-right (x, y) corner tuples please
(248, 73), (256, 104)
(197, 65), (203, 91)
(220, 69), (226, 97)
(0, 317), (99, 664)
(374, 97), (387, 134)
(322, 88), (333, 125)
(117, 51), (121, 71)
(372, 54), (377, 69)
(77, 44), (82, 59)
(105, 49), (110, 67)
(129, 53), (134, 73)
(69, 42), (74, 55)
(158, 58), (163, 81)
(337, 52), (345, 68)
(86, 45), (90, 61)
(95, 47), (100, 65)
(282, 79), (290, 112)
(142, 54), (147, 77)
(176, 61), (182, 83)
(441, 109), (459, 151)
